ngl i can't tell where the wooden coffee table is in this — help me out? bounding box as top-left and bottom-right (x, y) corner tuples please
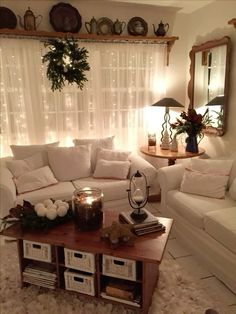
(1, 211), (173, 314)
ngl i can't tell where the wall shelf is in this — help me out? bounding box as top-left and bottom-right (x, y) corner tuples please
(0, 28), (179, 65)
(228, 18), (236, 28)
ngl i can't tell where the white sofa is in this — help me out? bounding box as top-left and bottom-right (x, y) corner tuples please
(0, 153), (158, 218)
(158, 160), (236, 294)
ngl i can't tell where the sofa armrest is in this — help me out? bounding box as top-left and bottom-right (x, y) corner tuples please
(128, 153), (157, 187)
(0, 166), (17, 218)
(158, 164), (184, 203)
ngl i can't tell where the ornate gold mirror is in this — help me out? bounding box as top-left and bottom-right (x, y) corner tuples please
(188, 36), (231, 136)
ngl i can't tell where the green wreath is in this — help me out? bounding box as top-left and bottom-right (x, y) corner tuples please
(42, 38), (90, 92)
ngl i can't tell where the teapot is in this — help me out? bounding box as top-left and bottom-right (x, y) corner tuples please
(113, 19), (126, 35)
(85, 17), (97, 34)
(18, 7), (42, 31)
(153, 20), (169, 36)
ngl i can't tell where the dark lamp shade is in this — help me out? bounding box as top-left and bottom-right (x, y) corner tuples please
(205, 95), (224, 106)
(151, 97), (184, 108)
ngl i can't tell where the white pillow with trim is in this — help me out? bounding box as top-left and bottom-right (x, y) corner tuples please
(73, 136), (114, 171)
(190, 158), (233, 175)
(93, 159), (130, 180)
(180, 168), (229, 199)
(47, 146), (91, 181)
(6, 152), (45, 178)
(14, 166), (58, 194)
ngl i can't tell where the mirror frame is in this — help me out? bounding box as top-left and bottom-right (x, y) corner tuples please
(188, 36), (231, 136)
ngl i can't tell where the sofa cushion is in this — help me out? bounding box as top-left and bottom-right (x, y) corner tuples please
(10, 142), (59, 166)
(73, 136), (114, 172)
(6, 152), (45, 178)
(190, 158), (233, 175)
(94, 159), (130, 180)
(16, 181), (75, 205)
(180, 168), (229, 199)
(204, 207), (236, 254)
(72, 177), (129, 202)
(47, 146), (91, 181)
(14, 166), (58, 194)
(96, 148), (130, 162)
(166, 190), (236, 229)
(229, 177), (236, 201)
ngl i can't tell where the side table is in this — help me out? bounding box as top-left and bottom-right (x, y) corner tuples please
(140, 145), (205, 166)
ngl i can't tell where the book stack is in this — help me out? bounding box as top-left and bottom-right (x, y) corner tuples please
(101, 278), (141, 307)
(119, 208), (165, 236)
(23, 264), (57, 289)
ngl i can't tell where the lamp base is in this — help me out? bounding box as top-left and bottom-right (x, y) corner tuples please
(130, 208), (148, 222)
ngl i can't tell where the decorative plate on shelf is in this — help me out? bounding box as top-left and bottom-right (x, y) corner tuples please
(49, 2), (82, 33)
(127, 17), (148, 36)
(0, 7), (17, 29)
(97, 17), (114, 35)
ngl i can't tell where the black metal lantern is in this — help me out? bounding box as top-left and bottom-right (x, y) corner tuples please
(127, 170), (150, 222)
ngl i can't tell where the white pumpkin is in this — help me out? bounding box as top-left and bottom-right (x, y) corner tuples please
(43, 199), (54, 208)
(36, 206), (47, 217)
(46, 208), (57, 220)
(57, 205), (68, 217)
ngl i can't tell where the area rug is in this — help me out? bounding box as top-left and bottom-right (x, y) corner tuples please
(0, 242), (231, 314)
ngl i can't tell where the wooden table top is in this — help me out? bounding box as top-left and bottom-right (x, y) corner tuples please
(140, 145), (205, 160)
(1, 211), (173, 264)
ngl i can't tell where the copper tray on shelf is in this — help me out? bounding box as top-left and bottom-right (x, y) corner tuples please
(49, 2), (82, 33)
(127, 17), (148, 36)
(0, 7), (17, 29)
(97, 17), (113, 35)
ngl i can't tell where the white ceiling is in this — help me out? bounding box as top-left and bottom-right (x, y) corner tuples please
(109, 0), (215, 14)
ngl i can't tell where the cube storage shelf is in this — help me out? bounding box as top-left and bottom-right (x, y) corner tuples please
(1, 213), (173, 314)
(21, 240), (143, 307)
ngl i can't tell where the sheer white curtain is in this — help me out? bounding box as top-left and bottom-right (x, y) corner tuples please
(0, 38), (166, 157)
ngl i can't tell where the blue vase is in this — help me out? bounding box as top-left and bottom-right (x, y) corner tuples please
(185, 135), (198, 153)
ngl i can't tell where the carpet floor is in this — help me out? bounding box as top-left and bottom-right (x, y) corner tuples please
(0, 242), (232, 314)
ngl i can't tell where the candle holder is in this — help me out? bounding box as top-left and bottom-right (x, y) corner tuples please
(72, 188), (103, 231)
(148, 133), (156, 150)
(127, 171), (150, 222)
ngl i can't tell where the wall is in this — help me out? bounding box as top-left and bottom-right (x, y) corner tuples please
(2, 0), (177, 36)
(173, 1), (236, 158)
(2, 0), (236, 160)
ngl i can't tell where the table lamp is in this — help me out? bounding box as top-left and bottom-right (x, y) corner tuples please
(151, 98), (183, 150)
(205, 95), (224, 107)
(205, 95), (224, 128)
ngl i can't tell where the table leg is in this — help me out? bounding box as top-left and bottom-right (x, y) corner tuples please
(168, 159), (176, 166)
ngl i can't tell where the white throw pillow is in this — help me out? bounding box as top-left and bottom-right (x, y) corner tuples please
(180, 168), (229, 199)
(93, 159), (130, 180)
(73, 136), (114, 171)
(47, 146), (91, 181)
(10, 142), (59, 166)
(6, 152), (45, 178)
(96, 148), (130, 162)
(190, 158), (233, 175)
(14, 166), (58, 194)
(229, 177), (236, 201)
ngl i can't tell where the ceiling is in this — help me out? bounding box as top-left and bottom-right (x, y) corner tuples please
(108, 0), (215, 14)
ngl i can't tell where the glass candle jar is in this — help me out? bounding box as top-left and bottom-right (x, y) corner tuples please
(72, 188), (103, 231)
(148, 133), (156, 148)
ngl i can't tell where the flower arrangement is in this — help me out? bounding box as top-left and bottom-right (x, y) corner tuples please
(1, 199), (73, 230)
(171, 108), (209, 137)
